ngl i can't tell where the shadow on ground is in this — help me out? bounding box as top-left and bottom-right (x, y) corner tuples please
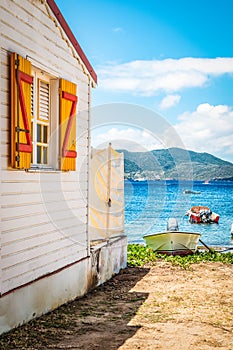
(0, 267), (149, 349)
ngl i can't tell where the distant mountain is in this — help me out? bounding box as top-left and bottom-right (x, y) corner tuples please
(117, 148), (233, 181)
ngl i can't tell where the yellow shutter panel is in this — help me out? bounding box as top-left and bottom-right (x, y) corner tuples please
(59, 78), (78, 171)
(11, 52), (33, 169)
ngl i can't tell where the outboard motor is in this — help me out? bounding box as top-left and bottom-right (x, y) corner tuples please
(167, 218), (179, 231)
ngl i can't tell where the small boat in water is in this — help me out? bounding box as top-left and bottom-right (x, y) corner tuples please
(204, 180), (210, 185)
(143, 218), (201, 256)
(183, 189), (201, 194)
(186, 206), (220, 224)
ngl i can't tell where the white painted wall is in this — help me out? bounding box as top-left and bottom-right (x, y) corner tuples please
(0, 0), (94, 295)
(0, 236), (128, 335)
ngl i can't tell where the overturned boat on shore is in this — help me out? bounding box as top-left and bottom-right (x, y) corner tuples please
(143, 218), (201, 256)
(186, 206), (220, 224)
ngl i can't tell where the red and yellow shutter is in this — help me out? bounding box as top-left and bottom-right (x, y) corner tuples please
(59, 78), (78, 171)
(11, 52), (33, 169)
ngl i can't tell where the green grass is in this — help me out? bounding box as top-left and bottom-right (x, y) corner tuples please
(127, 244), (233, 269)
(127, 244), (158, 267)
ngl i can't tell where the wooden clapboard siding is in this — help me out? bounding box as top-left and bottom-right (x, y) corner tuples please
(2, 1), (91, 84)
(2, 241), (87, 293)
(2, 231), (81, 259)
(1, 1), (90, 85)
(0, 0), (93, 294)
(2, 220), (86, 246)
(2, 208), (87, 233)
(1, 131), (9, 145)
(2, 193), (87, 214)
(2, 231), (87, 270)
(2, 179), (87, 194)
(2, 241), (86, 279)
(2, 227), (87, 267)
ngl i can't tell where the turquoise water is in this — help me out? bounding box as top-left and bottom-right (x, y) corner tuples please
(125, 180), (233, 247)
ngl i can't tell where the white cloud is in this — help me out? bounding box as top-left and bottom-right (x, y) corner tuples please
(159, 94), (181, 109)
(91, 103), (233, 162)
(97, 57), (233, 95)
(174, 103), (233, 161)
(92, 127), (164, 152)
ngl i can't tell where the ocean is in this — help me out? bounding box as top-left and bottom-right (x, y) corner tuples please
(124, 180), (233, 247)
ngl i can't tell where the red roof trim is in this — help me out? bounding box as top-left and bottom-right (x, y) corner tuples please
(47, 0), (97, 84)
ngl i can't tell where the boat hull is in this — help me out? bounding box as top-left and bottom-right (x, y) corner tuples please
(188, 207), (220, 224)
(189, 212), (220, 224)
(143, 231), (201, 256)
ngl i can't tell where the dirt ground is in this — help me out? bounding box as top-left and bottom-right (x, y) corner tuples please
(1, 261), (233, 350)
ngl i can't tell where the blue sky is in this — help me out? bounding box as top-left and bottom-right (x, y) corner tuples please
(56, 0), (233, 162)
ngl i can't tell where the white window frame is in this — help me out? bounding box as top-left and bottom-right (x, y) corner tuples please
(31, 67), (59, 170)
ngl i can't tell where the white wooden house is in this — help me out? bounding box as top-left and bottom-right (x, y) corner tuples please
(0, 0), (127, 334)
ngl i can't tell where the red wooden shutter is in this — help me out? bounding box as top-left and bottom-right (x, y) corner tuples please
(11, 53), (33, 169)
(59, 79), (78, 171)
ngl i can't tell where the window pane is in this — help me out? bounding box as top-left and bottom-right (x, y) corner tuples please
(43, 125), (48, 143)
(37, 145), (41, 164)
(43, 147), (48, 164)
(37, 124), (41, 142)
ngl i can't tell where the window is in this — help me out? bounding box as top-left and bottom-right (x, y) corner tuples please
(31, 70), (50, 166)
(11, 52), (78, 171)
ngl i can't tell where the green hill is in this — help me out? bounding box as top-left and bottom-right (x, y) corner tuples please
(118, 148), (233, 181)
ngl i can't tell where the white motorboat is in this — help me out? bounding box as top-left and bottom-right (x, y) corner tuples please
(143, 218), (201, 256)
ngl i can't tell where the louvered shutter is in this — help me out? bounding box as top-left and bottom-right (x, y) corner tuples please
(11, 53), (33, 169)
(39, 80), (50, 121)
(59, 79), (78, 171)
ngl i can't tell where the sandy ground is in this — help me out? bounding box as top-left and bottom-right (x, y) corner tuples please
(1, 261), (233, 350)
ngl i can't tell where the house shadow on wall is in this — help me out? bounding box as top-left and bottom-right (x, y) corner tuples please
(0, 267), (150, 349)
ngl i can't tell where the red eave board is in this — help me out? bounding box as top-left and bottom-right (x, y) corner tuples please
(47, 0), (97, 84)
